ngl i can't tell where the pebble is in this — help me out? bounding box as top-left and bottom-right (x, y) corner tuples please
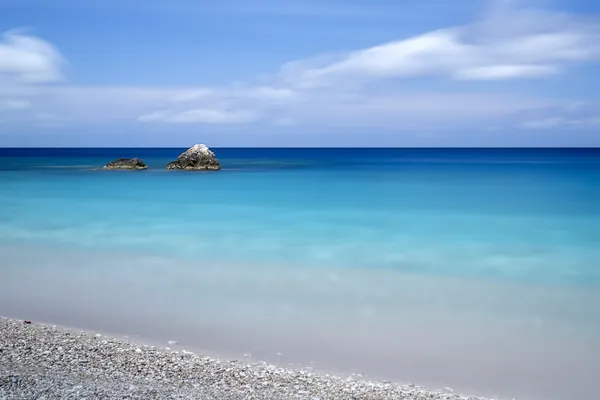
(0, 317), (493, 400)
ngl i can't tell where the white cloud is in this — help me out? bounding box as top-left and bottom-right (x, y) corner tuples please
(0, 99), (31, 110)
(285, 93), (558, 129)
(519, 117), (565, 129)
(0, 29), (66, 122)
(519, 117), (600, 130)
(0, 30), (65, 83)
(279, 5), (600, 88)
(1, 1), (599, 133)
(138, 108), (260, 124)
(454, 65), (558, 80)
(516, 101), (600, 129)
(34, 112), (67, 128)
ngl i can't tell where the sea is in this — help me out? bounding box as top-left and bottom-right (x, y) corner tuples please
(1, 147), (599, 400)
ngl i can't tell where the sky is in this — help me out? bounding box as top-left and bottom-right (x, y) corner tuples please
(0, 0), (599, 147)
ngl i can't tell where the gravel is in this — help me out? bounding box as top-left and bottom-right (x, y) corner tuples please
(0, 317), (494, 400)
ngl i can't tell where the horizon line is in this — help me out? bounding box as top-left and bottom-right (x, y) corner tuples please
(1, 146), (599, 149)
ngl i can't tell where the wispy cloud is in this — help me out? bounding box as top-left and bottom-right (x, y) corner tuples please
(0, 29), (65, 83)
(138, 108), (261, 124)
(520, 117), (600, 129)
(516, 100), (600, 130)
(278, 4), (600, 88)
(1, 1), (599, 138)
(0, 99), (31, 110)
(33, 112), (68, 128)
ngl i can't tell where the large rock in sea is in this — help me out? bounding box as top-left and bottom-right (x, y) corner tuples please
(166, 144), (221, 171)
(104, 158), (148, 170)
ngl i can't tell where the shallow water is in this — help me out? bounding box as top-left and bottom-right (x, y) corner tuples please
(1, 148), (599, 399)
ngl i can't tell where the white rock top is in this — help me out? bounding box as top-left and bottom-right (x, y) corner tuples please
(188, 144), (211, 155)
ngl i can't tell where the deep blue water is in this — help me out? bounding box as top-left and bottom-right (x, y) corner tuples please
(0, 147), (599, 286)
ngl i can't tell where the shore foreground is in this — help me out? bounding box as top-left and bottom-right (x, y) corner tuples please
(0, 317), (492, 400)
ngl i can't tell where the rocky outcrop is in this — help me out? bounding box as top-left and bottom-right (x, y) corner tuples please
(104, 158), (147, 170)
(166, 161), (182, 170)
(166, 144), (221, 171)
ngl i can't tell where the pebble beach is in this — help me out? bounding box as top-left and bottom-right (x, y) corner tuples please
(0, 317), (493, 400)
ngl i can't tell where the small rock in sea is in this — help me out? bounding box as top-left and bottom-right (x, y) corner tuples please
(167, 340), (178, 346)
(103, 158), (148, 170)
(165, 144), (221, 171)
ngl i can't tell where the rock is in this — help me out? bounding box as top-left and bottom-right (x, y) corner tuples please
(104, 158), (148, 170)
(166, 144), (221, 171)
(165, 161), (182, 170)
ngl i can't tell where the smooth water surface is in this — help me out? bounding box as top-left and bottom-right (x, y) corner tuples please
(1, 148), (599, 400)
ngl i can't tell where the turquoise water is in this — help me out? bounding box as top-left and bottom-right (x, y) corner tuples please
(1, 148), (599, 286)
(1, 148), (600, 400)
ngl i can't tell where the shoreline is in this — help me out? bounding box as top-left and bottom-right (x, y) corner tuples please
(4, 243), (600, 400)
(1, 317), (492, 400)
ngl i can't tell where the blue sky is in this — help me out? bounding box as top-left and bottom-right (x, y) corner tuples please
(0, 0), (599, 146)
